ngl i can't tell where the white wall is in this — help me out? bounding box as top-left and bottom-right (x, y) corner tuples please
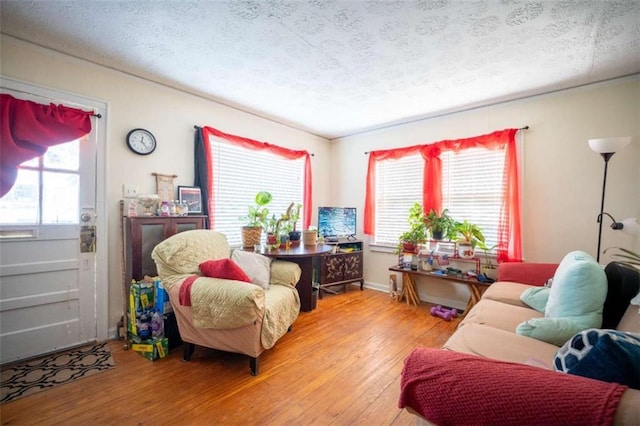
(331, 76), (640, 309)
(0, 35), (332, 332)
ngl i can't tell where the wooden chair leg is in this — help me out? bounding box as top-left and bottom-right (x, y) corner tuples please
(183, 343), (195, 362)
(249, 356), (259, 376)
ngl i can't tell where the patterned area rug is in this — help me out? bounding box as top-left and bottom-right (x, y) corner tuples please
(1, 342), (115, 403)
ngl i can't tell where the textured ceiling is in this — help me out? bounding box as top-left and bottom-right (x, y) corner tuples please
(1, 1), (639, 139)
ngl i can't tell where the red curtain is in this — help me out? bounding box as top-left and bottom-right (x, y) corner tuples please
(1, 94), (95, 197)
(364, 128), (522, 261)
(201, 126), (313, 229)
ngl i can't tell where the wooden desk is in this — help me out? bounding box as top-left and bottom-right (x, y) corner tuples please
(388, 265), (491, 315)
(257, 244), (333, 312)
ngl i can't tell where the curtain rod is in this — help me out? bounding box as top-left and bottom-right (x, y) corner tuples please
(364, 126), (530, 154)
(194, 125), (314, 156)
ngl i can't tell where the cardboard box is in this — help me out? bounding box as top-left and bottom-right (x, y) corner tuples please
(131, 336), (169, 361)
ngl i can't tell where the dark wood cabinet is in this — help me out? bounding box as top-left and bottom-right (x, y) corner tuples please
(121, 215), (206, 346)
(123, 216), (206, 281)
(319, 240), (364, 298)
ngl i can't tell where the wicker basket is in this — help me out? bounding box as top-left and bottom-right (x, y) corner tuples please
(241, 226), (263, 249)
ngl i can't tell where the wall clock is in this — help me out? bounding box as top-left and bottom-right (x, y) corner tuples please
(126, 128), (156, 155)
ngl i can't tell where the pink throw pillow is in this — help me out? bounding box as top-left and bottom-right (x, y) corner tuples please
(199, 259), (252, 283)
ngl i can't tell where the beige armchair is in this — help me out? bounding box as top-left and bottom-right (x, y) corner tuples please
(151, 229), (301, 375)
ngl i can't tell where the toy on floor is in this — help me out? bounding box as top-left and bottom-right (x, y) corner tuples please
(430, 305), (459, 321)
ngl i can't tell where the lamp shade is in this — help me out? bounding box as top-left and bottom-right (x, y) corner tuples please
(620, 217), (640, 237)
(588, 137), (631, 154)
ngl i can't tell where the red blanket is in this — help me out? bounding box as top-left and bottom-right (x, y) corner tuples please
(399, 348), (626, 426)
(178, 275), (199, 306)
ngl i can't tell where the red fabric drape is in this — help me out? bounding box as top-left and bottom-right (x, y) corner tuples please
(0, 94), (94, 197)
(201, 126), (313, 228)
(364, 128), (522, 261)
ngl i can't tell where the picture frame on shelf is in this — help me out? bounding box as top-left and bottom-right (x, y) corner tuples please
(178, 186), (202, 214)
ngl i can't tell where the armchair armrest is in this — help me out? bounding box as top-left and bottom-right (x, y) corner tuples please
(399, 348), (634, 425)
(270, 260), (302, 288)
(498, 262), (558, 286)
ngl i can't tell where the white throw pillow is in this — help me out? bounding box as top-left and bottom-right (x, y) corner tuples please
(231, 250), (272, 289)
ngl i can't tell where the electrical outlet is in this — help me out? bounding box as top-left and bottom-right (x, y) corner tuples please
(123, 184), (139, 198)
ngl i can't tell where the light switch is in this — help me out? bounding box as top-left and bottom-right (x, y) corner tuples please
(123, 184), (139, 198)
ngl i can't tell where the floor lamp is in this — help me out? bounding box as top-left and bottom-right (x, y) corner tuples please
(588, 136), (632, 263)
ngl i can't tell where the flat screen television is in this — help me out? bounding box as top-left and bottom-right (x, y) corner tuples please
(318, 207), (356, 239)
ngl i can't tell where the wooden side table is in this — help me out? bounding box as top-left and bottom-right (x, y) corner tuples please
(388, 265), (491, 316)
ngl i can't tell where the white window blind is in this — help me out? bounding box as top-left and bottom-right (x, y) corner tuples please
(209, 136), (304, 246)
(374, 154), (423, 245)
(374, 147), (506, 250)
(441, 148), (506, 249)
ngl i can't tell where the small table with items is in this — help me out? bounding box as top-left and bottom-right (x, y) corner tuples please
(256, 244), (333, 312)
(389, 257), (492, 316)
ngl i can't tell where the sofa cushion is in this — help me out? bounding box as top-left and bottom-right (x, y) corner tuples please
(444, 323), (558, 367)
(602, 262), (640, 329)
(459, 299), (543, 333)
(269, 260), (302, 287)
(516, 251), (607, 345)
(199, 258), (252, 283)
(554, 328), (640, 389)
(231, 249), (272, 290)
(481, 282), (536, 308)
(617, 304), (640, 334)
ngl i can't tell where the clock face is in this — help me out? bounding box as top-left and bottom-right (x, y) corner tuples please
(126, 128), (156, 155)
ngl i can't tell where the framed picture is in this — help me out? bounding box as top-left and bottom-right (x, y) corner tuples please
(178, 186), (202, 214)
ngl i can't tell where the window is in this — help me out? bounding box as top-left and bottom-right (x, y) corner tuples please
(441, 148), (506, 249)
(0, 138), (82, 225)
(374, 154), (422, 244)
(208, 136), (304, 246)
(364, 129), (522, 261)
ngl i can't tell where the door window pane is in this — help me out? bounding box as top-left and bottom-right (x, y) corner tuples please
(42, 172), (78, 224)
(44, 139), (80, 171)
(0, 169), (39, 224)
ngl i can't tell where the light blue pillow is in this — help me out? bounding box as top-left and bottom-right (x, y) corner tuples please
(520, 286), (550, 313)
(517, 251), (607, 345)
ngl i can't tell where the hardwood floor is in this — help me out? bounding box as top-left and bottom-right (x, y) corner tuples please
(1, 288), (459, 425)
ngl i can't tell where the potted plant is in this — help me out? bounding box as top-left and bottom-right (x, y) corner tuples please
(477, 241), (498, 279)
(265, 214), (279, 247)
(398, 202), (427, 253)
(239, 191), (272, 249)
(454, 219), (485, 258)
(424, 208), (455, 241)
(288, 203), (303, 245)
(603, 247), (640, 271)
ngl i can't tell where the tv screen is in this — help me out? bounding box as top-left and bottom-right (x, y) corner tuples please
(318, 207), (356, 238)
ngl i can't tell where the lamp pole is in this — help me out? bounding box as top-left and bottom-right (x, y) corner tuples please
(596, 152), (614, 263)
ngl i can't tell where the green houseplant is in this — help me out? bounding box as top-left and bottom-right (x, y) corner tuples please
(424, 209), (455, 241)
(603, 247), (640, 271)
(288, 203), (303, 243)
(240, 191), (272, 249)
(399, 202), (427, 253)
(477, 241), (498, 278)
(454, 219), (485, 258)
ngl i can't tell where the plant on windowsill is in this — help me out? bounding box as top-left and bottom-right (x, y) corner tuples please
(239, 191), (272, 249)
(398, 202), (428, 253)
(454, 219), (485, 259)
(477, 241), (498, 279)
(424, 208), (456, 241)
